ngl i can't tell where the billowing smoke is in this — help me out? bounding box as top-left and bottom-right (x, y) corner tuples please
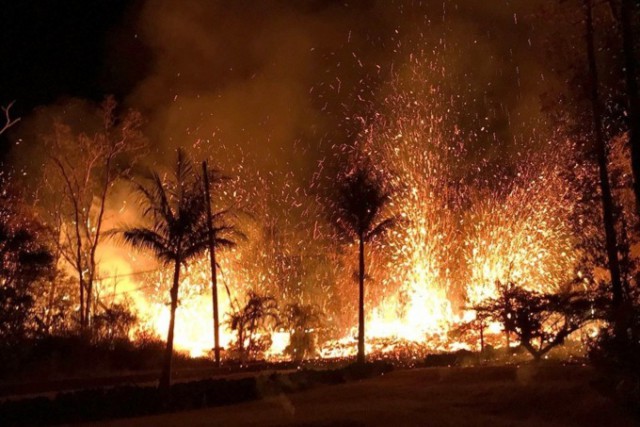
(5, 0), (592, 357)
(125, 0), (557, 173)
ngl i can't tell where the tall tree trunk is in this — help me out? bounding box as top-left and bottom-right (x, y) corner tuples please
(202, 161), (221, 368)
(74, 221), (85, 331)
(585, 0), (625, 308)
(84, 158), (111, 332)
(620, 0), (640, 216)
(357, 234), (366, 364)
(79, 277), (85, 331)
(159, 258), (181, 389)
(85, 270), (93, 331)
(45, 278), (57, 333)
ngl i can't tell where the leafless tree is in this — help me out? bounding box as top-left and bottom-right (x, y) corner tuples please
(41, 97), (146, 332)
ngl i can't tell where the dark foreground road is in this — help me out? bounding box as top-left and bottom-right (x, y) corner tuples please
(85, 365), (635, 427)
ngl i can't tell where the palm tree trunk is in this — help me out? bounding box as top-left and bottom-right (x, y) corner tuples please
(248, 317), (256, 361)
(159, 258), (181, 389)
(357, 233), (366, 364)
(584, 0), (624, 308)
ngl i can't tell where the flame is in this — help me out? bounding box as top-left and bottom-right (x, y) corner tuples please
(98, 147), (582, 361)
(89, 60), (589, 361)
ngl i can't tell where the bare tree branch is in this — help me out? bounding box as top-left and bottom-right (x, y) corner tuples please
(0, 101), (21, 136)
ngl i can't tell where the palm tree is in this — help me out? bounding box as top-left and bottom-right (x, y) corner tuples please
(332, 162), (396, 364)
(118, 149), (236, 388)
(227, 291), (279, 362)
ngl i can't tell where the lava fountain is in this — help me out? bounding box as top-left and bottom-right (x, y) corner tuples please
(100, 59), (587, 361)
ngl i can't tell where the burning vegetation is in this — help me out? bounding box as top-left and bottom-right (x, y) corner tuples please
(0, 67), (613, 368)
(0, 2), (639, 414)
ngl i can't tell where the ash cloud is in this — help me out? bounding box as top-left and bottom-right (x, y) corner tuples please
(124, 0), (557, 176)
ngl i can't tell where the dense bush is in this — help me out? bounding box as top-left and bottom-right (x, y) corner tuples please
(0, 334), (197, 383)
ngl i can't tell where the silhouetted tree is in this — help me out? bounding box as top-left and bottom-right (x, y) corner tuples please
(31, 269), (76, 337)
(614, 0), (640, 216)
(42, 97), (145, 332)
(331, 162), (396, 364)
(583, 0), (625, 311)
(92, 300), (137, 346)
(474, 282), (596, 361)
(228, 291), (279, 362)
(0, 178), (54, 343)
(117, 149), (234, 388)
(201, 160), (242, 367)
(282, 302), (322, 362)
(455, 310), (491, 354)
(590, 285), (640, 412)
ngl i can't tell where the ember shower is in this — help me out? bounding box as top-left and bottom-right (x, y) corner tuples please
(97, 54), (585, 358)
(11, 1), (592, 358)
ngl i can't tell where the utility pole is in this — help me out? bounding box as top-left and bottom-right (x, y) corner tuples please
(202, 160), (221, 367)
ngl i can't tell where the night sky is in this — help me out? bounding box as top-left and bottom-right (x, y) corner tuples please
(0, 1), (138, 157)
(1, 0), (581, 174)
(0, 1), (143, 107)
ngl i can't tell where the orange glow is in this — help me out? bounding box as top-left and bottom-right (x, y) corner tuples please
(92, 62), (589, 361)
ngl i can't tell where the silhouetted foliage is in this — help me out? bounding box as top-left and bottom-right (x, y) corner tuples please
(0, 179), (55, 344)
(590, 286), (640, 415)
(454, 310), (491, 354)
(30, 270), (76, 338)
(117, 149), (228, 388)
(41, 97), (146, 332)
(92, 301), (137, 346)
(282, 303), (323, 361)
(331, 161), (396, 364)
(228, 291), (279, 362)
(473, 281), (596, 361)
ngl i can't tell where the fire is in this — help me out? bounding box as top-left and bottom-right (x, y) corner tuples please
(92, 60), (588, 362)
(313, 59), (584, 357)
(100, 145), (582, 361)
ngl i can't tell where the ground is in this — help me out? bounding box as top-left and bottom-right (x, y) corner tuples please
(85, 364), (634, 427)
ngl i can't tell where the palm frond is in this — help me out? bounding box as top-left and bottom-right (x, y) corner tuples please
(121, 227), (174, 264)
(332, 161), (395, 242)
(365, 217), (398, 242)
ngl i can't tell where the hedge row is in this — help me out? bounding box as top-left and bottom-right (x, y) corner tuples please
(1, 362), (393, 426)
